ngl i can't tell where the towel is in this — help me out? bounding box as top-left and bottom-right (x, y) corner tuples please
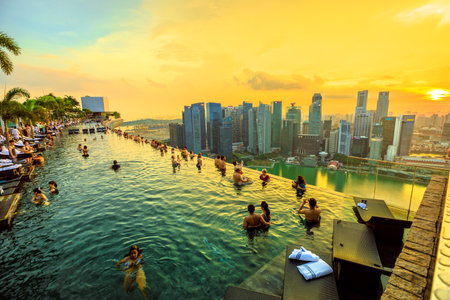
(297, 259), (333, 280)
(0, 164), (22, 171)
(357, 202), (366, 209)
(289, 246), (319, 262)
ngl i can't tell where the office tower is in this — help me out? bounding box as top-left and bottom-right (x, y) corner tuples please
(190, 103), (206, 153)
(309, 93), (322, 137)
(231, 107), (242, 143)
(302, 121), (309, 134)
(183, 106), (194, 151)
(257, 104), (272, 155)
(338, 120), (352, 155)
(445, 113), (450, 124)
(206, 103), (222, 154)
(354, 112), (372, 137)
(430, 114), (439, 128)
(81, 96), (109, 112)
(272, 101), (282, 148)
(392, 115), (403, 155)
(281, 119), (298, 156)
(375, 92), (389, 122)
(385, 145), (397, 161)
(351, 136), (369, 158)
(222, 106), (233, 118)
(329, 130), (339, 156)
(372, 123), (383, 137)
(248, 107), (258, 154)
(381, 117), (396, 158)
(398, 115), (416, 156)
(369, 138), (383, 160)
(356, 90), (368, 113)
(297, 134), (321, 155)
(286, 104), (301, 132)
(218, 116), (232, 158)
(169, 123), (185, 148)
(323, 119), (332, 152)
(242, 102), (253, 147)
(442, 123), (450, 142)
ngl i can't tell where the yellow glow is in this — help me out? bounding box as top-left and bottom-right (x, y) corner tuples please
(428, 89), (449, 100)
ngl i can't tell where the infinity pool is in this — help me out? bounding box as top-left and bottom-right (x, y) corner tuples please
(0, 131), (357, 299)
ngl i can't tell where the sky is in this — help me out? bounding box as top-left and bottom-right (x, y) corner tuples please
(1, 0), (449, 121)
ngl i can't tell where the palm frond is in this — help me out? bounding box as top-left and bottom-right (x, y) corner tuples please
(0, 32), (21, 55)
(0, 49), (13, 75)
(3, 87), (30, 102)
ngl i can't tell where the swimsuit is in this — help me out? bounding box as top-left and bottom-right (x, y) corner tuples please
(124, 258), (143, 278)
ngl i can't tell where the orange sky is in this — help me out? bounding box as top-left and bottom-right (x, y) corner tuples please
(1, 0), (449, 120)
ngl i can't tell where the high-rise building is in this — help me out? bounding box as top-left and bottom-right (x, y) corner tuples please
(183, 103), (206, 153)
(297, 134), (321, 155)
(248, 107), (258, 154)
(222, 106), (233, 118)
(272, 101), (282, 148)
(372, 123), (383, 137)
(242, 102), (253, 147)
(169, 123), (185, 148)
(218, 116), (232, 158)
(231, 107), (242, 143)
(375, 92), (389, 122)
(257, 104), (272, 155)
(354, 112), (372, 137)
(369, 138), (383, 160)
(381, 117), (396, 159)
(183, 106), (194, 151)
(309, 93), (322, 137)
(351, 136), (369, 158)
(281, 119), (298, 156)
(338, 120), (352, 155)
(442, 122), (450, 142)
(302, 121), (309, 134)
(329, 130), (339, 156)
(398, 115), (415, 156)
(356, 90), (368, 113)
(81, 96), (109, 112)
(385, 145), (397, 161)
(322, 119), (332, 152)
(286, 104), (301, 132)
(206, 103), (222, 154)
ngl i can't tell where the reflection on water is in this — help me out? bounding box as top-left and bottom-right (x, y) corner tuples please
(251, 162), (428, 211)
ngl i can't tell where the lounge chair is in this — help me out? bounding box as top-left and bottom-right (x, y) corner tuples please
(224, 286), (281, 300)
(0, 193), (21, 229)
(283, 245), (338, 300)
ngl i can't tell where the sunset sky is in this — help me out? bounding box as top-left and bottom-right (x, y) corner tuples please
(1, 0), (449, 120)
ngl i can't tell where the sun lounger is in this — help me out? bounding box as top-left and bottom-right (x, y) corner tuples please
(0, 193), (21, 229)
(224, 286), (281, 300)
(283, 245), (338, 300)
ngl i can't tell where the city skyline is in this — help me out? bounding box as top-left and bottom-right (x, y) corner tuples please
(1, 0), (450, 120)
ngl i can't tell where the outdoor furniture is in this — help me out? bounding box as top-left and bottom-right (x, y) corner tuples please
(283, 245), (338, 300)
(224, 286), (281, 300)
(332, 219), (391, 300)
(0, 193), (21, 229)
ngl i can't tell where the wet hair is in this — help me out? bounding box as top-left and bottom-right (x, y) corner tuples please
(113, 160), (118, 164)
(296, 175), (306, 185)
(232, 161), (237, 166)
(48, 181), (57, 188)
(33, 187), (42, 194)
(221, 155), (225, 160)
(127, 245), (142, 257)
(261, 201), (270, 220)
(9, 140), (14, 143)
(248, 204), (255, 213)
(198, 153), (202, 157)
(309, 198), (317, 209)
(217, 155), (220, 159)
(84, 146), (87, 149)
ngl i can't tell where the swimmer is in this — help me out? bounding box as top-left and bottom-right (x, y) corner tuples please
(218, 156), (226, 171)
(233, 160), (244, 172)
(298, 198), (321, 224)
(196, 153), (202, 170)
(214, 155), (220, 167)
(176, 155), (181, 170)
(111, 160), (120, 170)
(78, 144), (82, 151)
(171, 155), (178, 171)
(93, 137), (97, 141)
(189, 151), (195, 160)
(33, 154), (45, 166)
(171, 148), (175, 154)
(259, 169), (270, 182)
(31, 188), (49, 205)
(101, 135), (104, 139)
(82, 146), (89, 157)
(116, 245), (148, 300)
(48, 181), (59, 194)
(233, 168), (248, 184)
(22, 141), (34, 164)
(292, 175), (306, 198)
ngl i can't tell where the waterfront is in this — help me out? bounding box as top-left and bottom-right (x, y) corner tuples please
(249, 162), (429, 212)
(0, 131), (357, 299)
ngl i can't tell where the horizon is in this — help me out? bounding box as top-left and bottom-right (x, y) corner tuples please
(1, 0), (449, 120)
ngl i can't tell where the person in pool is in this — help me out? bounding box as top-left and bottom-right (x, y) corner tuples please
(33, 154), (45, 166)
(111, 160), (120, 170)
(292, 175), (306, 198)
(214, 155), (220, 167)
(48, 181), (59, 194)
(218, 156), (226, 171)
(31, 188), (49, 205)
(82, 145), (89, 157)
(116, 245), (148, 300)
(260, 201), (271, 232)
(78, 144), (82, 151)
(233, 168), (249, 184)
(171, 155), (178, 171)
(22, 141), (34, 164)
(259, 169), (270, 182)
(298, 198), (321, 225)
(243, 204), (270, 230)
(196, 153), (202, 170)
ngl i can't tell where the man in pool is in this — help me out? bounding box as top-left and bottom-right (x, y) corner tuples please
(233, 168), (248, 184)
(243, 204), (262, 230)
(298, 198), (321, 225)
(111, 160), (120, 170)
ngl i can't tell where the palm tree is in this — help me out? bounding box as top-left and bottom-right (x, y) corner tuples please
(0, 87), (30, 144)
(0, 32), (21, 75)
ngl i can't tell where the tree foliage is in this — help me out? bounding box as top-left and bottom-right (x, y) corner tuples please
(0, 31), (21, 75)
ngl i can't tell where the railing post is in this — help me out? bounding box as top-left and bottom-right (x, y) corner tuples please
(407, 166), (417, 220)
(373, 160), (379, 199)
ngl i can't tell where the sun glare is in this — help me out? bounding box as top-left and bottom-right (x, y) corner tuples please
(427, 89), (449, 101)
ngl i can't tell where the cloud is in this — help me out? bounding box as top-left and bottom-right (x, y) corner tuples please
(235, 69), (323, 91)
(397, 1), (450, 25)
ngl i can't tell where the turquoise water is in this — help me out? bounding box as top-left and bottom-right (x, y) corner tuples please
(0, 132), (356, 299)
(249, 162), (429, 211)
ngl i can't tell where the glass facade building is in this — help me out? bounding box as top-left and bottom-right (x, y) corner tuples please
(257, 104), (272, 155)
(242, 102), (253, 148)
(309, 93), (322, 137)
(272, 101), (282, 148)
(338, 120), (352, 155)
(375, 91), (389, 123)
(206, 102), (222, 154)
(218, 117), (233, 158)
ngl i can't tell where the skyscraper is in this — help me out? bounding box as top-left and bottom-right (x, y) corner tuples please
(329, 130), (339, 156)
(248, 107), (258, 154)
(271, 101), (282, 148)
(356, 90), (368, 112)
(309, 93), (322, 137)
(206, 102), (222, 154)
(183, 103), (206, 153)
(338, 120), (352, 155)
(351, 136), (369, 157)
(442, 122), (450, 142)
(281, 119), (298, 156)
(169, 123), (185, 148)
(231, 107), (242, 143)
(286, 104), (301, 132)
(369, 138), (383, 160)
(218, 116), (233, 158)
(372, 123), (383, 137)
(183, 106), (194, 151)
(257, 104), (272, 155)
(322, 119), (332, 152)
(242, 102), (253, 148)
(354, 112), (372, 137)
(398, 115), (415, 156)
(381, 116), (396, 159)
(375, 92), (389, 122)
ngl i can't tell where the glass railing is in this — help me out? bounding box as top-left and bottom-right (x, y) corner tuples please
(335, 156), (449, 220)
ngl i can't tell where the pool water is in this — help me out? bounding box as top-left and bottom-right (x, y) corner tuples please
(0, 131), (357, 299)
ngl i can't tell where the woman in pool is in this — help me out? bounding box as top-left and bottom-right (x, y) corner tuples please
(196, 153), (203, 170)
(31, 188), (49, 205)
(171, 155), (178, 171)
(82, 145), (89, 157)
(78, 144), (82, 151)
(260, 201), (271, 232)
(116, 245), (148, 300)
(259, 169), (270, 184)
(292, 175), (306, 198)
(22, 141), (34, 164)
(48, 181), (59, 194)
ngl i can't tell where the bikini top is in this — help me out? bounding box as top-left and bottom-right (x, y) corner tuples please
(124, 257), (143, 268)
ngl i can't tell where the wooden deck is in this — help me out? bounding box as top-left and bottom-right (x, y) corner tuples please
(0, 193), (21, 229)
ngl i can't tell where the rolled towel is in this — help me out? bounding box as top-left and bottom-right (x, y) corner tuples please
(297, 259), (333, 280)
(357, 202), (366, 209)
(289, 246), (319, 262)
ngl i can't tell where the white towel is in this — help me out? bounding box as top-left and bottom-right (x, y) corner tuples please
(357, 202), (366, 209)
(0, 164), (22, 171)
(289, 246), (319, 262)
(297, 259), (333, 280)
